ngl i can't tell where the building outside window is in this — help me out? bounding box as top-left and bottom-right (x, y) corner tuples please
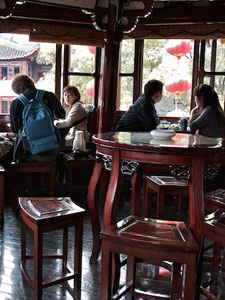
(1, 67), (7, 80)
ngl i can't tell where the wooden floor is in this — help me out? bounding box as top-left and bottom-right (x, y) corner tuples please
(0, 182), (225, 300)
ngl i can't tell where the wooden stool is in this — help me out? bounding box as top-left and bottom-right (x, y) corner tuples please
(100, 215), (199, 300)
(200, 210), (225, 300)
(0, 166), (5, 228)
(19, 196), (85, 300)
(204, 189), (225, 212)
(63, 153), (95, 195)
(11, 161), (56, 213)
(144, 175), (189, 218)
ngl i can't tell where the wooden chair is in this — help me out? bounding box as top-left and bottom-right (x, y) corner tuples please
(11, 161), (56, 213)
(204, 189), (225, 213)
(0, 166), (5, 228)
(63, 152), (96, 196)
(200, 210), (225, 300)
(100, 215), (199, 299)
(144, 175), (189, 218)
(19, 196), (85, 300)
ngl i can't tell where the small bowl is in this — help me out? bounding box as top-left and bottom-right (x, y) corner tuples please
(150, 129), (176, 140)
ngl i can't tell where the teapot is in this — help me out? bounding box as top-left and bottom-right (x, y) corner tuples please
(73, 130), (86, 151)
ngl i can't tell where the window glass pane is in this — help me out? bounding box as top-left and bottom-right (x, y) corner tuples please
(143, 39), (193, 118)
(69, 45), (95, 73)
(214, 79), (225, 110)
(204, 40), (212, 72)
(0, 33), (57, 114)
(205, 40), (225, 73)
(215, 41), (225, 72)
(2, 100), (8, 113)
(118, 77), (133, 111)
(14, 67), (20, 74)
(35, 43), (56, 93)
(68, 75), (94, 106)
(120, 40), (134, 73)
(1, 67), (7, 80)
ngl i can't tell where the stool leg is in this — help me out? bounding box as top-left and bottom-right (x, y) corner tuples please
(21, 219), (27, 272)
(75, 221), (83, 298)
(0, 173), (4, 228)
(101, 241), (112, 300)
(126, 256), (135, 299)
(182, 255), (196, 300)
(66, 165), (72, 196)
(49, 170), (55, 196)
(144, 185), (153, 218)
(210, 242), (221, 292)
(156, 191), (164, 219)
(40, 173), (45, 194)
(12, 174), (18, 214)
(63, 227), (68, 269)
(171, 263), (181, 298)
(34, 229), (43, 300)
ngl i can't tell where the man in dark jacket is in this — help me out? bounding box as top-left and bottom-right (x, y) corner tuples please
(115, 79), (163, 132)
(10, 74), (65, 161)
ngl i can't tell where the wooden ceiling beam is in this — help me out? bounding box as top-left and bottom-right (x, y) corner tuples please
(10, 2), (92, 25)
(140, 2), (225, 25)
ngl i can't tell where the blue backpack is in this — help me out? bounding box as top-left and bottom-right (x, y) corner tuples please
(17, 89), (58, 155)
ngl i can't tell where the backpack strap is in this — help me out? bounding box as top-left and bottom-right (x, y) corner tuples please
(35, 89), (45, 102)
(18, 94), (30, 106)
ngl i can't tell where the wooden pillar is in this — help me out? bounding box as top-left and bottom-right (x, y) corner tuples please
(98, 4), (122, 133)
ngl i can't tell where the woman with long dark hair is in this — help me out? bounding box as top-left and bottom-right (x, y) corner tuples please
(189, 84), (225, 138)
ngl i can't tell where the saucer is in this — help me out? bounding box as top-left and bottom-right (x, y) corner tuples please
(150, 129), (176, 140)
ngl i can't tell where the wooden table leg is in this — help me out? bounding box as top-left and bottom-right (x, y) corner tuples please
(103, 149), (124, 293)
(87, 158), (103, 263)
(189, 156), (204, 245)
(103, 149), (124, 228)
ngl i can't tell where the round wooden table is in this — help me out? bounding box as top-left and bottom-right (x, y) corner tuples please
(87, 132), (225, 263)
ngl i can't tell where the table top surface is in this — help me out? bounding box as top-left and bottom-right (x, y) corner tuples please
(93, 132), (225, 154)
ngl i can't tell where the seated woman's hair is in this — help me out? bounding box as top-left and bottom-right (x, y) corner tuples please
(63, 85), (81, 102)
(144, 79), (163, 98)
(194, 84), (225, 124)
(193, 84), (220, 107)
(12, 74), (35, 94)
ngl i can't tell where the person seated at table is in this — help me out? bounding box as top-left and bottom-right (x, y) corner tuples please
(115, 79), (163, 132)
(54, 85), (90, 146)
(10, 74), (66, 161)
(189, 84), (225, 138)
(190, 84), (225, 192)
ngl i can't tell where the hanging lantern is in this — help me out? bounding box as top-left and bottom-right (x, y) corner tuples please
(166, 40), (192, 60)
(86, 79), (95, 98)
(165, 79), (191, 99)
(88, 46), (96, 54)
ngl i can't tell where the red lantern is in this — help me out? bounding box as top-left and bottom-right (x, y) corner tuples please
(86, 79), (95, 98)
(166, 79), (191, 99)
(166, 40), (192, 59)
(88, 46), (96, 54)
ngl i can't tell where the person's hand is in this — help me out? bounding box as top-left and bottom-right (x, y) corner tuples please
(190, 106), (202, 119)
(54, 120), (59, 126)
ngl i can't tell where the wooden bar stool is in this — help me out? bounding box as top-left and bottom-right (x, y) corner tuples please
(200, 210), (225, 300)
(100, 215), (199, 300)
(204, 189), (225, 212)
(19, 196), (85, 300)
(144, 175), (189, 218)
(0, 165), (5, 228)
(11, 161), (56, 213)
(63, 153), (95, 196)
